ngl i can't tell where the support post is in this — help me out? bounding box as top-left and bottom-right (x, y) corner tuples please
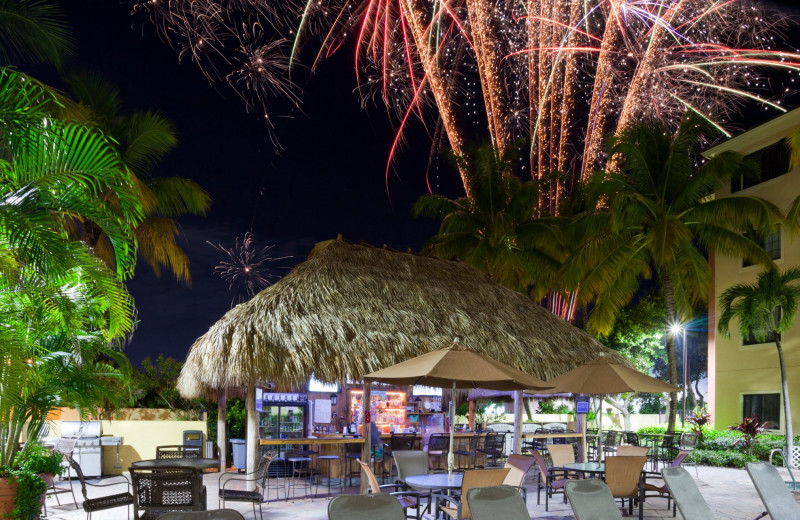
(360, 383), (372, 494)
(217, 387), (227, 472)
(513, 391), (523, 454)
(246, 383), (259, 491)
(468, 400), (475, 430)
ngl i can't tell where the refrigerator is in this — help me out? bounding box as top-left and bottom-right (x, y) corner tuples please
(257, 391), (309, 474)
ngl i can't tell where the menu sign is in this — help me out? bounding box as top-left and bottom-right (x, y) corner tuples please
(262, 392), (308, 404)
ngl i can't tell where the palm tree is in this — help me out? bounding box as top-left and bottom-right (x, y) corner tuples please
(718, 267), (800, 459)
(567, 113), (782, 432)
(413, 143), (563, 297)
(61, 71), (211, 284)
(0, 0), (74, 69)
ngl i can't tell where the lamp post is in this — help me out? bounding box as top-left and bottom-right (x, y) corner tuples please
(670, 323), (688, 427)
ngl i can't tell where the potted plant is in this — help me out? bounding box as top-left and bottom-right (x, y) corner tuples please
(17, 443), (64, 499)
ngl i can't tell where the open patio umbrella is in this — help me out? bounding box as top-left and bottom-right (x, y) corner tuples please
(528, 356), (680, 460)
(364, 342), (553, 480)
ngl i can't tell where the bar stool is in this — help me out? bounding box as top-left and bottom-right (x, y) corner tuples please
(286, 456), (313, 499)
(316, 451), (343, 497)
(344, 442), (362, 487)
(264, 456), (286, 501)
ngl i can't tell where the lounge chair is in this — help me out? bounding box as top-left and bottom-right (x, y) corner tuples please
(565, 479), (623, 520)
(434, 468), (510, 520)
(328, 493), (405, 520)
(661, 466), (714, 520)
(745, 461), (800, 520)
(466, 485), (529, 520)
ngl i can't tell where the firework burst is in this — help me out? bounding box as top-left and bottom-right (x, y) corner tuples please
(208, 232), (291, 304)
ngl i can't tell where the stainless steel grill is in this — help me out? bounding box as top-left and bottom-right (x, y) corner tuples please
(61, 421), (102, 477)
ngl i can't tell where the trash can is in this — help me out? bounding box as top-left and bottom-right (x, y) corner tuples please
(230, 439), (246, 470)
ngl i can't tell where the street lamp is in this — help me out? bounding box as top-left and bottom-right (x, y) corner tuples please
(670, 323), (688, 427)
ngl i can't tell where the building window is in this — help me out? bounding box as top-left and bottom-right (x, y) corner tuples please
(742, 225), (781, 267)
(732, 141), (790, 193)
(742, 393), (780, 430)
(742, 307), (781, 345)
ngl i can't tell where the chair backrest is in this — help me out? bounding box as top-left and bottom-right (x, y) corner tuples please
(530, 450), (550, 484)
(483, 433), (504, 452)
(130, 467), (204, 515)
(503, 454), (535, 486)
(466, 485), (529, 520)
(328, 493), (405, 520)
(746, 462), (800, 519)
(660, 433), (679, 448)
(661, 466), (715, 520)
(565, 479), (624, 520)
(624, 432), (640, 446)
(680, 432), (700, 449)
(156, 445), (201, 460)
(616, 446), (649, 457)
(393, 451), (429, 481)
(467, 433), (481, 451)
(55, 437), (78, 458)
(602, 431), (619, 447)
(66, 456), (90, 500)
(357, 459), (381, 494)
(670, 451), (689, 467)
(158, 510), (245, 520)
(604, 455), (646, 498)
(459, 469), (510, 520)
(428, 433), (450, 452)
(255, 455), (273, 488)
(390, 433), (417, 451)
(548, 444), (575, 467)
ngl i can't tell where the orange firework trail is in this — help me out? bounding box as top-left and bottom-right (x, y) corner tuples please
(134, 0), (800, 210)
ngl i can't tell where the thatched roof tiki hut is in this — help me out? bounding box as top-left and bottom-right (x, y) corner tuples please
(178, 238), (624, 478)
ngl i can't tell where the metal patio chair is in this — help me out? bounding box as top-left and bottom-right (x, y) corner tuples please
(67, 456), (134, 520)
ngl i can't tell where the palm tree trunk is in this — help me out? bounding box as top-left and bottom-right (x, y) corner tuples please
(776, 340), (794, 458)
(663, 273), (680, 433)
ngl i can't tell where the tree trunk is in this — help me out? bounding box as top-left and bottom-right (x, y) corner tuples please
(695, 380), (705, 411)
(776, 340), (794, 458)
(524, 398), (534, 422)
(606, 396), (632, 430)
(663, 273), (680, 433)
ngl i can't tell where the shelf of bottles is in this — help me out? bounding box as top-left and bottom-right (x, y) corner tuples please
(350, 390), (406, 434)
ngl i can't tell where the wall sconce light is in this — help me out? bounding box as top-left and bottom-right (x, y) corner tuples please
(330, 394), (338, 406)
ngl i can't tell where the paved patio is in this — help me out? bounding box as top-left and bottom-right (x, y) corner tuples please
(41, 465), (799, 520)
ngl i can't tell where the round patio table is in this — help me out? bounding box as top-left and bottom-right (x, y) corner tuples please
(130, 458), (220, 471)
(563, 462), (605, 475)
(404, 473), (463, 491)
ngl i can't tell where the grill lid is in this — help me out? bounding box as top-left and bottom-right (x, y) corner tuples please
(61, 420), (101, 438)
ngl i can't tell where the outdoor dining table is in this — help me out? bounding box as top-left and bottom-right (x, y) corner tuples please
(130, 457), (220, 483)
(404, 472), (463, 491)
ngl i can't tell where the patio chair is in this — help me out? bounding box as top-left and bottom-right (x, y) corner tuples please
(67, 456), (134, 520)
(616, 446), (649, 457)
(391, 433), (419, 452)
(428, 434), (451, 470)
(604, 455), (646, 520)
(661, 466), (714, 520)
(433, 468), (510, 520)
(746, 461), (800, 520)
(218, 454), (273, 520)
(642, 451), (688, 516)
(157, 510), (245, 520)
(466, 485), (529, 520)
(769, 444), (800, 491)
(453, 434), (482, 469)
(45, 437), (80, 513)
(656, 434), (680, 470)
(477, 433), (505, 467)
(358, 459), (424, 520)
(531, 450), (568, 511)
(624, 431), (641, 446)
(546, 444), (583, 480)
(503, 454), (535, 501)
(394, 451), (434, 515)
(156, 446), (202, 460)
(679, 432), (700, 477)
(129, 467), (206, 520)
(565, 479), (624, 520)
(601, 431), (620, 459)
(328, 493), (405, 520)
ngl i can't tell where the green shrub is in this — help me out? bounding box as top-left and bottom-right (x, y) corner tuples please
(691, 450), (758, 468)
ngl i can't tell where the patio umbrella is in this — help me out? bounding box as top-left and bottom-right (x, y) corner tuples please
(364, 342), (553, 480)
(528, 356), (680, 460)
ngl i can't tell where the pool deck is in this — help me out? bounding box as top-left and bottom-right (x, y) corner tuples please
(41, 464), (799, 519)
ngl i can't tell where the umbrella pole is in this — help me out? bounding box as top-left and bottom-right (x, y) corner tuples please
(598, 394), (604, 462)
(448, 381), (455, 481)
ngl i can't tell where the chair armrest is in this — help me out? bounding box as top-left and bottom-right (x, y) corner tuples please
(87, 475), (131, 490)
(221, 477), (259, 490)
(219, 472), (258, 485)
(431, 492), (462, 510)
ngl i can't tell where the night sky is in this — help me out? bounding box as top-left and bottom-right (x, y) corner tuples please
(30, 0), (800, 366)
